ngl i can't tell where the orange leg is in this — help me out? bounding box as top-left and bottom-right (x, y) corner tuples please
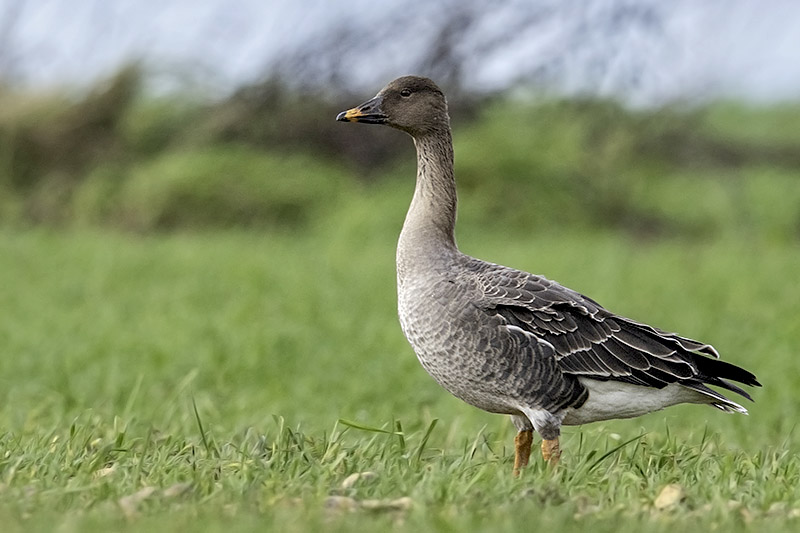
(513, 430), (533, 477)
(541, 437), (561, 465)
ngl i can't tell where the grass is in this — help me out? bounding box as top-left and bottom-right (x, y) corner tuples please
(0, 205), (798, 531)
(2, 71), (799, 530)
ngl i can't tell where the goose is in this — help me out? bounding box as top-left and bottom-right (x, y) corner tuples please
(336, 76), (760, 475)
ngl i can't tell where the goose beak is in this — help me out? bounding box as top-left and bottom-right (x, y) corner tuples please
(336, 95), (387, 124)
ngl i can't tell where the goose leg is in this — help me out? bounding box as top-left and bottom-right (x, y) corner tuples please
(541, 437), (561, 465)
(513, 429), (533, 476)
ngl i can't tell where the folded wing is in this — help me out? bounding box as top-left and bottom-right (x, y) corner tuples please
(473, 262), (761, 410)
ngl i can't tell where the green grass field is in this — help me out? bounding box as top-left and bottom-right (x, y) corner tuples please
(2, 71), (800, 531)
(0, 201), (798, 531)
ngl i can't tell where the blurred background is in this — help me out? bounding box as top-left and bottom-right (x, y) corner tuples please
(0, 0), (797, 439)
(1, 0), (799, 237)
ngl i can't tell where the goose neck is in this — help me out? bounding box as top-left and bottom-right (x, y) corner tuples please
(397, 129), (459, 273)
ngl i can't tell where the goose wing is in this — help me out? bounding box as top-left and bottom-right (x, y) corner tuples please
(471, 261), (760, 402)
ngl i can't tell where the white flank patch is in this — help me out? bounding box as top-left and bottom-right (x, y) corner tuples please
(561, 378), (729, 426)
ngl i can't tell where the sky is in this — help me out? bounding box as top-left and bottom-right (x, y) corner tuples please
(1, 0), (799, 105)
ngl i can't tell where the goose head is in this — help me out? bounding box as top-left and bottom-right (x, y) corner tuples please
(336, 76), (449, 136)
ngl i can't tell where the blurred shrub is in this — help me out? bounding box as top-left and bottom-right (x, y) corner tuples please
(121, 95), (203, 156)
(0, 66), (139, 226)
(0, 66), (137, 191)
(452, 97), (800, 240)
(76, 146), (353, 231)
(180, 80), (404, 179)
(71, 163), (129, 226)
(455, 98), (666, 234)
(699, 102), (800, 160)
(1, 65), (799, 240)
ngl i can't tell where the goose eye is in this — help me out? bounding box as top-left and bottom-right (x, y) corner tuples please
(400, 88), (412, 98)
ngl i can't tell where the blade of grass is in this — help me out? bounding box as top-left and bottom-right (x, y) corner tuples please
(192, 396), (218, 458)
(586, 432), (648, 472)
(134, 426), (152, 486)
(414, 418), (439, 464)
(395, 420), (406, 454)
(338, 418), (403, 435)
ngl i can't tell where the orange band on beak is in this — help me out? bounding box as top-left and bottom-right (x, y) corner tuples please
(341, 107), (365, 121)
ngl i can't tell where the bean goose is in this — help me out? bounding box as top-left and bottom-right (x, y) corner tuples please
(336, 76), (760, 475)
